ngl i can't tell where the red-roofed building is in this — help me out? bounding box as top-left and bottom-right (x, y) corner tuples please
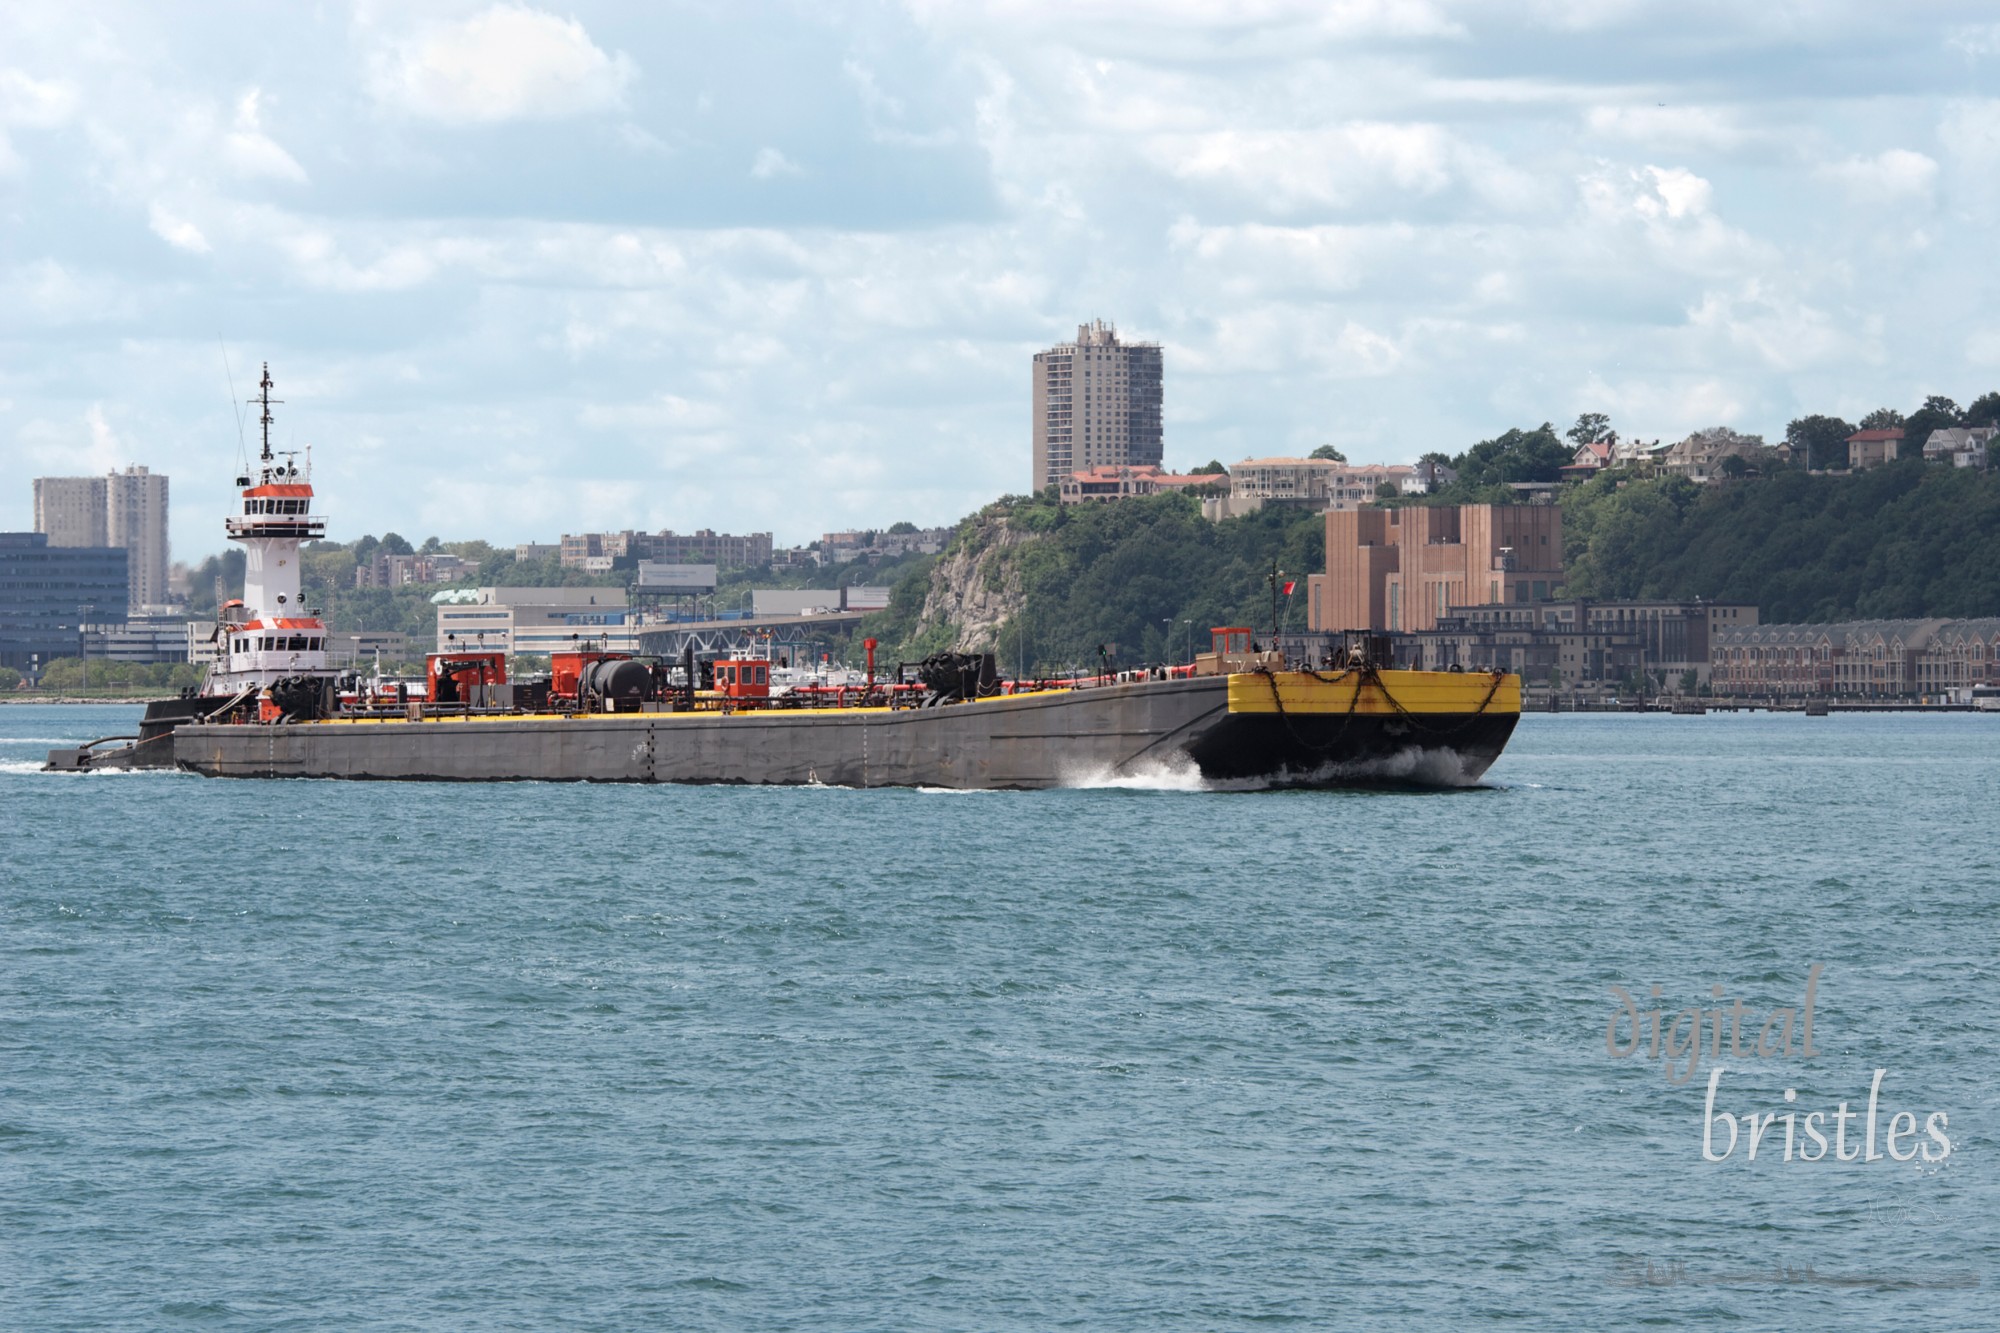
(1059, 465), (1218, 504)
(1560, 439), (1613, 481)
(1845, 428), (1905, 470)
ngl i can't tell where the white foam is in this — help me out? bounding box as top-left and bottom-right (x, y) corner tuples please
(1234, 746), (1490, 790)
(1061, 745), (1496, 793)
(1059, 752), (1210, 792)
(0, 758), (186, 777)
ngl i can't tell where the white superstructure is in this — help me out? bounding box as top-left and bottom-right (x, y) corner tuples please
(207, 365), (337, 694)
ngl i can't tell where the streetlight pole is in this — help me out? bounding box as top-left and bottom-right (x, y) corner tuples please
(1161, 617), (1173, 666)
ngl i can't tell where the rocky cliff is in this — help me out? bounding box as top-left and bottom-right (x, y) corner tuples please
(910, 515), (1035, 653)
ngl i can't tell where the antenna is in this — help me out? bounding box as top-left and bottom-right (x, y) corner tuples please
(253, 363), (282, 463)
(220, 341), (249, 473)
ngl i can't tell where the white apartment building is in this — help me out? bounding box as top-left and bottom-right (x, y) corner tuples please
(1031, 320), (1163, 494)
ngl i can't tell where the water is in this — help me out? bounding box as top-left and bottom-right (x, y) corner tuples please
(4, 705), (1995, 1329)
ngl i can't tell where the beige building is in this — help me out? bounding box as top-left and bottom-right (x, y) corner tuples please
(35, 466), (170, 612)
(32, 476), (108, 546)
(105, 466), (170, 610)
(1031, 320), (1163, 494)
(1204, 459), (1426, 521)
(1657, 429), (1784, 482)
(1309, 504), (1564, 634)
(1845, 428), (1903, 469)
(560, 529), (773, 570)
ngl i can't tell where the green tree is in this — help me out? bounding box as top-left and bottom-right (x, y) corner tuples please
(1451, 422), (1571, 489)
(887, 520), (918, 534)
(1964, 391), (2000, 428)
(379, 532), (415, 556)
(1191, 460), (1228, 475)
(1560, 463), (2000, 620)
(1859, 407), (1905, 430)
(1719, 454), (1750, 479)
(1310, 444), (1346, 462)
(1901, 395), (1962, 458)
(302, 545), (357, 595)
(184, 549), (246, 614)
(1785, 414), (1857, 471)
(887, 492), (1325, 670)
(1566, 413), (1613, 446)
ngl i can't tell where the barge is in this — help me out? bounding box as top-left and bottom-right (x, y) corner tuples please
(47, 367), (1520, 788)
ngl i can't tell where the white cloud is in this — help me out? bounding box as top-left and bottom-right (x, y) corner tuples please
(84, 404), (123, 468)
(1964, 330), (2000, 368)
(222, 88), (308, 182)
(1567, 373), (1747, 440)
(578, 394), (728, 431)
(9, 1), (2000, 547)
(368, 5), (636, 124)
(911, 0), (1463, 51)
(0, 67), (79, 177)
(1581, 163), (1713, 226)
(1946, 23), (2000, 58)
(1640, 165), (1710, 219)
(147, 203), (211, 253)
(1154, 123), (1455, 211)
(0, 68), (77, 126)
(750, 147), (802, 179)
(1685, 281), (1858, 375)
(1585, 104), (1752, 154)
(1938, 99), (2000, 209)
(1331, 320), (1402, 376)
(1816, 149), (1937, 202)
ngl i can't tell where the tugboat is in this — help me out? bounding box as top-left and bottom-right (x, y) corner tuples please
(46, 365), (339, 770)
(50, 371), (1524, 788)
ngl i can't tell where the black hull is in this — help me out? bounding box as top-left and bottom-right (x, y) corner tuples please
(1185, 711), (1519, 787)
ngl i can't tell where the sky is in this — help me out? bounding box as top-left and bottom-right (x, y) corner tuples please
(5, 0), (2000, 561)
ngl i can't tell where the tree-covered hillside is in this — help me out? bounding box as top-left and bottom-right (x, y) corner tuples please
(1561, 459), (2000, 620)
(865, 492), (1326, 670)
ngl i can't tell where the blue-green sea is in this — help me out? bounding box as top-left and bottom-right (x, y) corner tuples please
(3, 705), (1995, 1330)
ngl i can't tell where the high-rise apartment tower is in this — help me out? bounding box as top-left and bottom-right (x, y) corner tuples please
(1031, 320), (1162, 495)
(33, 465), (170, 613)
(32, 477), (108, 547)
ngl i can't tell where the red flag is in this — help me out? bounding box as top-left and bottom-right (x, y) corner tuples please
(1282, 580), (1296, 595)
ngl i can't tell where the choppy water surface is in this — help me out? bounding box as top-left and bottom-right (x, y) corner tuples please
(4, 705), (1995, 1330)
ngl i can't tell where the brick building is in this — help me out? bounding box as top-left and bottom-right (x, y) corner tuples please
(1712, 618), (2000, 698)
(1308, 504), (1564, 634)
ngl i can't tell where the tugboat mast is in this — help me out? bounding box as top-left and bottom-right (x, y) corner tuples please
(256, 362), (281, 465)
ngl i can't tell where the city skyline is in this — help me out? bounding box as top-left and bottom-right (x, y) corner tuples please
(6, 2), (2000, 559)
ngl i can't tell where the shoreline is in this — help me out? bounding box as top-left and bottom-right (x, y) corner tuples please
(3, 696), (176, 706)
